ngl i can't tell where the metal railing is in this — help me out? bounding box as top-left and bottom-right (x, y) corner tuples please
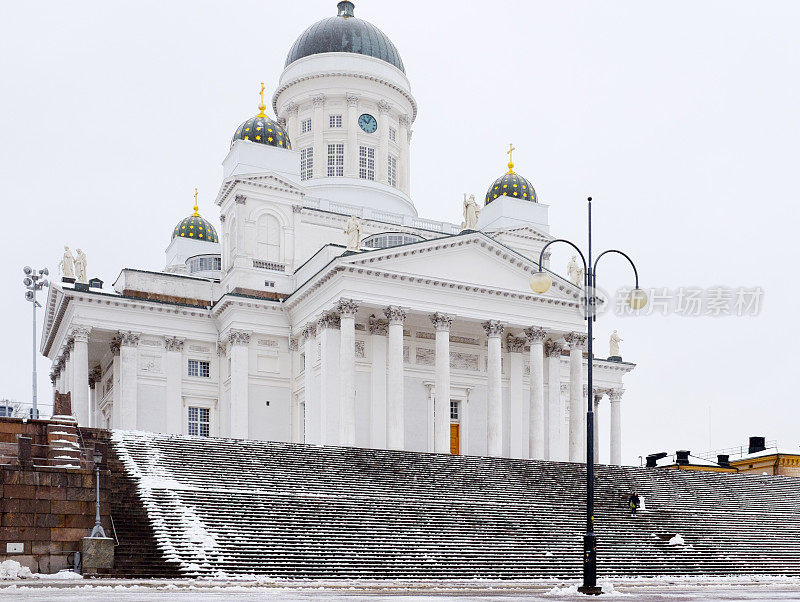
(696, 440), (779, 461)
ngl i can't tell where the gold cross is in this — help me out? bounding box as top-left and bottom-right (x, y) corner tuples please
(193, 188), (199, 216)
(507, 143), (516, 174)
(257, 82), (266, 118)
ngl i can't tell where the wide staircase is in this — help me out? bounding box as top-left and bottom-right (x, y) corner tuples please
(109, 431), (800, 579)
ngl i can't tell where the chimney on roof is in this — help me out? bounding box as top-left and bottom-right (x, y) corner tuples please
(646, 452), (668, 468)
(675, 450), (691, 465)
(748, 436), (766, 454)
(717, 454), (731, 468)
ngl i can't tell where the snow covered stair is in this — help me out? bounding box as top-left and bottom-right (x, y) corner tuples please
(108, 431), (800, 579)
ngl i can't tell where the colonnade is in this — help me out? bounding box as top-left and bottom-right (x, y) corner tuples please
(299, 298), (626, 464)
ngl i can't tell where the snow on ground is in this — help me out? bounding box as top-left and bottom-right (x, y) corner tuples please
(2, 576), (800, 601)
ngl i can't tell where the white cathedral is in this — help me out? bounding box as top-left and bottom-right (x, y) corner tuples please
(40, 1), (634, 464)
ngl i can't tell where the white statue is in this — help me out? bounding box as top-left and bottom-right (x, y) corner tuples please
(58, 246), (75, 279)
(343, 215), (362, 252)
(462, 193), (480, 230)
(567, 255), (584, 286)
(609, 330), (623, 357)
(74, 249), (88, 284)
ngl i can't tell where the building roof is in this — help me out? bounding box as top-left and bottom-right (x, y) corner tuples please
(285, 1), (405, 73)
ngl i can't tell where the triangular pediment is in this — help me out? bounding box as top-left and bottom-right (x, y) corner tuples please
(343, 234), (580, 302)
(486, 224), (552, 243)
(215, 173), (305, 206)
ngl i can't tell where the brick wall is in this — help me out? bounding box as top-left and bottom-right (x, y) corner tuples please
(0, 417), (111, 574)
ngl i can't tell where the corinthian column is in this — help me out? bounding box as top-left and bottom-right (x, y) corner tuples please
(384, 306), (406, 450)
(301, 324), (317, 444)
(565, 332), (588, 462)
(338, 299), (359, 446)
(524, 327), (547, 459)
(70, 327), (91, 426)
(164, 336), (185, 435)
(482, 320), (504, 457)
(228, 330), (251, 439)
(118, 331), (140, 430)
(610, 388), (624, 465)
(317, 312), (341, 445)
(430, 312), (452, 454)
(545, 339), (564, 461)
(369, 317), (388, 448)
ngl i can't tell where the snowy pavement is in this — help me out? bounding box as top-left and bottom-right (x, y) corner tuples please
(3, 576), (800, 601)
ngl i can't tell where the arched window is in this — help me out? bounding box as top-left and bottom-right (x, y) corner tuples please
(362, 232), (423, 250)
(257, 214), (281, 262)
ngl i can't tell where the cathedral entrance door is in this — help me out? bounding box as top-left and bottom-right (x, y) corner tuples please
(450, 424), (460, 455)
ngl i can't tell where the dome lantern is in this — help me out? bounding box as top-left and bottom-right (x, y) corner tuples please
(485, 144), (538, 205)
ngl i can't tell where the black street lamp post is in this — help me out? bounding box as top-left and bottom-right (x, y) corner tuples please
(529, 197), (646, 595)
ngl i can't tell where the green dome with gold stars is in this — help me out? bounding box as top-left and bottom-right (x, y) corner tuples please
(485, 145), (537, 204)
(172, 190), (219, 243)
(231, 83), (291, 150)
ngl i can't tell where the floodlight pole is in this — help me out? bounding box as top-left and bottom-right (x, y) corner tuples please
(23, 268), (49, 419)
(534, 198), (642, 596)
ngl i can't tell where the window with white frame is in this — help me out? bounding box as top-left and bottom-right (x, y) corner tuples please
(188, 256), (221, 273)
(300, 147), (313, 181)
(188, 407), (210, 437)
(389, 127), (397, 142)
(188, 359), (210, 378)
(450, 400), (460, 421)
(359, 145), (375, 180)
(329, 114), (342, 128)
(301, 118), (312, 134)
(387, 155), (398, 187)
(362, 232), (423, 249)
(327, 143), (344, 176)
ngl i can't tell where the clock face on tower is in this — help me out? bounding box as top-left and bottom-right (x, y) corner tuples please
(358, 113), (378, 133)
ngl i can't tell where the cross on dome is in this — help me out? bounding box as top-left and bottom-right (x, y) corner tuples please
(507, 143), (516, 174)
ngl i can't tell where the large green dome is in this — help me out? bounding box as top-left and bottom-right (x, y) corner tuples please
(285, 2), (405, 73)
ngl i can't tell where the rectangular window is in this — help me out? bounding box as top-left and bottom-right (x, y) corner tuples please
(450, 400), (459, 421)
(188, 359), (210, 378)
(359, 145), (375, 180)
(329, 114), (343, 128)
(387, 155), (398, 187)
(301, 118), (312, 134)
(389, 127), (397, 142)
(188, 407), (210, 437)
(327, 143), (344, 177)
(300, 147), (313, 181)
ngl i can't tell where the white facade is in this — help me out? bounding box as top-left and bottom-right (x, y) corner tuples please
(40, 2), (634, 464)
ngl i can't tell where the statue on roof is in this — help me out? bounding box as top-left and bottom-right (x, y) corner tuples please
(462, 193), (480, 231)
(609, 330), (623, 358)
(58, 246), (75, 280)
(74, 249), (88, 284)
(344, 215), (362, 252)
(567, 255), (584, 287)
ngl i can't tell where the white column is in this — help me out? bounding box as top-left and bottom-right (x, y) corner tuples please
(545, 340), (563, 461)
(524, 327), (547, 459)
(88, 368), (99, 428)
(64, 342), (73, 396)
(430, 312), (452, 454)
(118, 331), (140, 430)
(70, 327), (90, 425)
(398, 114), (410, 194)
(110, 340), (122, 428)
(284, 102), (299, 148)
(228, 330), (251, 439)
(384, 306), (406, 450)
(593, 390), (603, 462)
(483, 320), (504, 457)
(565, 332), (587, 462)
(345, 93), (359, 178)
(317, 313), (341, 445)
(301, 324), (317, 444)
(610, 388), (624, 465)
(377, 100), (390, 183)
(164, 337), (185, 435)
(507, 336), (526, 459)
(338, 299), (359, 446)
(312, 94), (325, 179)
(369, 318), (388, 449)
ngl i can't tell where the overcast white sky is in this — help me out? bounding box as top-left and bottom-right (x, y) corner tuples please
(2, 1), (799, 465)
